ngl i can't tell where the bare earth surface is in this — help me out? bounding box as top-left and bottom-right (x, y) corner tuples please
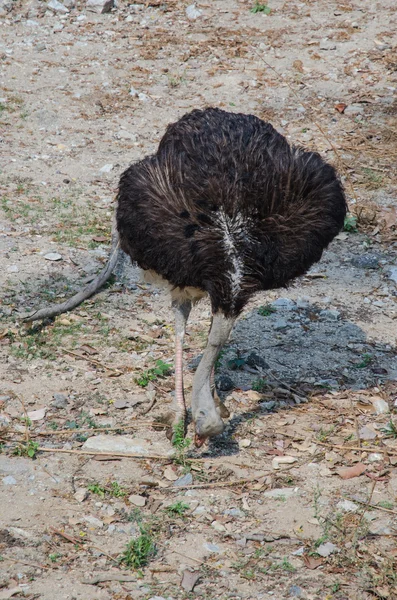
(1, 1), (397, 599)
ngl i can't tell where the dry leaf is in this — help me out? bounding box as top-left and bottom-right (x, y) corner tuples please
(303, 554), (323, 569)
(335, 102), (347, 113)
(181, 569), (201, 592)
(163, 466), (179, 481)
(293, 59), (304, 72)
(92, 236), (108, 242)
(337, 463), (367, 480)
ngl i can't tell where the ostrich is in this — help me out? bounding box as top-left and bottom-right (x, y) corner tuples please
(116, 107), (347, 447)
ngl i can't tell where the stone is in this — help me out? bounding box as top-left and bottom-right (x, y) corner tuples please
(86, 0), (114, 13)
(99, 163), (114, 173)
(84, 515), (104, 528)
(351, 254), (379, 269)
(52, 393), (69, 409)
(263, 487), (299, 499)
(274, 319), (288, 331)
(387, 266), (397, 285)
(6, 265), (19, 273)
(2, 476), (17, 485)
(372, 398), (389, 414)
(224, 508), (244, 518)
(186, 3), (202, 19)
(317, 542), (338, 557)
(246, 352), (269, 369)
(174, 473), (193, 487)
(0, 0), (13, 13)
(260, 400), (277, 411)
(82, 435), (174, 457)
(320, 39), (336, 50)
(44, 252), (63, 261)
(216, 374), (235, 391)
(47, 0), (69, 13)
(272, 298), (296, 310)
(128, 494), (146, 507)
(63, 0), (75, 6)
(74, 488), (88, 502)
(359, 425), (377, 440)
(319, 309), (340, 321)
(336, 499), (359, 512)
(369, 518), (393, 536)
(203, 542), (221, 553)
(212, 520), (226, 532)
(289, 586), (304, 598)
(344, 104), (364, 116)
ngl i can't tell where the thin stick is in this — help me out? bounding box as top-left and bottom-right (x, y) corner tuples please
(29, 423), (166, 436)
(37, 447), (173, 460)
(82, 574), (137, 585)
(352, 480), (376, 544)
(1, 556), (51, 570)
(61, 348), (122, 374)
(350, 396), (361, 448)
(346, 498), (397, 516)
(163, 477), (256, 491)
(316, 441), (394, 455)
(50, 527), (118, 564)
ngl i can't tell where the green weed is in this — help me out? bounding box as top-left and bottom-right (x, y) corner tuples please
(13, 440), (39, 459)
(119, 526), (156, 569)
(343, 214), (357, 232)
(380, 420), (397, 438)
(135, 360), (172, 387)
(258, 304), (276, 317)
(250, 2), (271, 14)
(251, 378), (267, 392)
(165, 501), (190, 516)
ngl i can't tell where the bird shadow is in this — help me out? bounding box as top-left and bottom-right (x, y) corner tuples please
(195, 301), (397, 459)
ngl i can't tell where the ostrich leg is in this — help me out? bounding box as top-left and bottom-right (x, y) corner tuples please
(167, 299), (192, 439)
(192, 313), (235, 446)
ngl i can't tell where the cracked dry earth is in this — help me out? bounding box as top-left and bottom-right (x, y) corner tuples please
(1, 0), (397, 599)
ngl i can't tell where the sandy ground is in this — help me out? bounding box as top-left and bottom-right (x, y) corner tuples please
(1, 1), (397, 599)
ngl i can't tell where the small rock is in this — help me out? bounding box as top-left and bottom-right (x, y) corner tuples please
(336, 499), (359, 512)
(344, 104), (364, 116)
(52, 393), (69, 409)
(272, 298), (296, 310)
(272, 456), (297, 470)
(203, 542), (221, 553)
(351, 253), (380, 269)
(129, 86), (139, 97)
(246, 352), (269, 369)
(186, 3), (202, 19)
(113, 399), (130, 409)
(211, 520), (226, 532)
(99, 163), (114, 174)
(82, 435), (174, 457)
(84, 515), (104, 528)
(320, 39), (336, 50)
(86, 0), (114, 13)
(260, 400), (277, 411)
(174, 473), (193, 487)
(368, 453), (383, 462)
(369, 518), (393, 536)
(359, 425), (377, 440)
(128, 494), (146, 507)
(387, 266), (397, 285)
(317, 542), (338, 557)
(47, 0), (69, 13)
(2, 476), (17, 485)
(224, 508), (244, 518)
(53, 22), (64, 32)
(319, 309), (340, 321)
(274, 319), (288, 331)
(239, 439), (251, 448)
(44, 252), (63, 261)
(6, 265), (19, 273)
(289, 585), (304, 598)
(63, 0), (75, 7)
(263, 487), (299, 499)
(372, 398), (389, 414)
(374, 39), (391, 51)
(216, 374), (235, 391)
(74, 488), (88, 502)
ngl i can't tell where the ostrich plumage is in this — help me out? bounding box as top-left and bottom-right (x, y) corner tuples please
(116, 107), (347, 446)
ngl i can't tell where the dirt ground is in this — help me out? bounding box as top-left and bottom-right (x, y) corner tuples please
(1, 0), (397, 599)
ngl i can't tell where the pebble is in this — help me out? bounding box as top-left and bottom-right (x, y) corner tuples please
(274, 319), (288, 331)
(387, 266), (397, 285)
(372, 398), (389, 414)
(185, 3), (202, 19)
(128, 494), (146, 507)
(317, 542), (338, 557)
(260, 400), (277, 411)
(246, 352), (269, 369)
(344, 104), (364, 116)
(74, 488), (88, 502)
(52, 392), (69, 409)
(319, 309), (340, 321)
(272, 298), (296, 310)
(359, 425), (377, 440)
(6, 265), (19, 273)
(99, 163), (114, 174)
(263, 487), (299, 499)
(289, 586), (304, 598)
(86, 0), (114, 13)
(2, 476), (17, 485)
(320, 39), (336, 50)
(203, 542), (221, 553)
(44, 252), (62, 261)
(47, 0), (69, 13)
(272, 456), (297, 470)
(82, 434), (174, 457)
(224, 508), (245, 518)
(211, 520), (226, 532)
(239, 439), (251, 448)
(216, 374), (235, 391)
(369, 518), (393, 536)
(84, 515), (104, 528)
(368, 453), (383, 462)
(336, 499), (359, 512)
(174, 472), (193, 487)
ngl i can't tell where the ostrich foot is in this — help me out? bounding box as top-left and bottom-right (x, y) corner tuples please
(163, 411), (187, 444)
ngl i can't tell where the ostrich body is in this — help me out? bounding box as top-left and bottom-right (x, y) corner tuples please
(116, 108), (347, 446)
